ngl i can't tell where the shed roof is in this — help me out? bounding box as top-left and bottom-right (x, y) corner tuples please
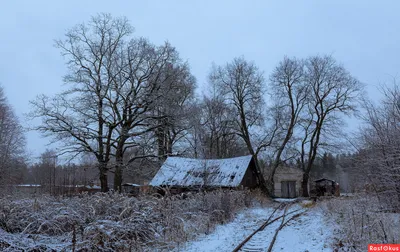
(122, 183), (141, 187)
(314, 178), (336, 183)
(149, 155), (254, 187)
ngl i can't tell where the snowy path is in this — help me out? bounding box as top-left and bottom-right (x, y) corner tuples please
(174, 203), (333, 252)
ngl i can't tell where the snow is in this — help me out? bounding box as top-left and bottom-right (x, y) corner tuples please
(0, 227), (70, 251)
(15, 184), (101, 189)
(150, 155), (253, 187)
(0, 191), (253, 251)
(85, 185), (101, 189)
(173, 207), (274, 252)
(273, 198), (298, 202)
(175, 203), (334, 252)
(273, 209), (332, 251)
(122, 183), (141, 187)
(340, 193), (355, 197)
(15, 184), (41, 187)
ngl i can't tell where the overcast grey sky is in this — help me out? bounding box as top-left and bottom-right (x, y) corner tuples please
(1, 1), (399, 160)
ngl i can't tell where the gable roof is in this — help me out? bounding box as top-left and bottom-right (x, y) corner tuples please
(149, 155), (254, 187)
(314, 178), (336, 183)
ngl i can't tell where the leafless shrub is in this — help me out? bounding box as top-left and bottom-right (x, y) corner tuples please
(321, 194), (400, 251)
(0, 189), (264, 251)
(357, 84), (400, 212)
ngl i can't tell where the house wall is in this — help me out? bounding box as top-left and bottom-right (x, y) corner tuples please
(240, 160), (259, 189)
(273, 167), (303, 197)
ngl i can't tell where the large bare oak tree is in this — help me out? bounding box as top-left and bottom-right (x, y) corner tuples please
(29, 14), (195, 192)
(298, 55), (362, 196)
(267, 57), (308, 196)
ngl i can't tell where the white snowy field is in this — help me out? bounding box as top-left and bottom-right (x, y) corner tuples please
(175, 201), (335, 252)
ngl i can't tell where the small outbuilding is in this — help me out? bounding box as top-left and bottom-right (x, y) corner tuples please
(273, 166), (303, 198)
(314, 178), (340, 196)
(122, 183), (141, 196)
(149, 155), (259, 192)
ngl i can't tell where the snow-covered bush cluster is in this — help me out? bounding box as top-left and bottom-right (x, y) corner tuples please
(321, 195), (400, 251)
(0, 190), (259, 251)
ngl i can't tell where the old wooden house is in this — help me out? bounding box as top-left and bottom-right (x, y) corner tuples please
(149, 155), (259, 192)
(273, 166), (303, 198)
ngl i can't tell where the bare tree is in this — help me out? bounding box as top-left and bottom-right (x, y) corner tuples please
(29, 13), (197, 192)
(357, 83), (400, 210)
(152, 61), (196, 161)
(111, 41), (196, 191)
(209, 57), (275, 193)
(184, 103), (204, 158)
(31, 149), (57, 193)
(298, 55), (362, 197)
(0, 85), (26, 185)
(200, 93), (245, 159)
(267, 57), (308, 195)
(29, 14), (133, 192)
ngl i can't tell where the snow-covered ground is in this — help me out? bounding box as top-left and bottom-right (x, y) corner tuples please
(174, 202), (334, 252)
(273, 197), (299, 203)
(273, 209), (332, 251)
(0, 227), (69, 251)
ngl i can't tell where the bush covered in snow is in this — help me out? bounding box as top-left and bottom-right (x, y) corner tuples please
(321, 194), (400, 251)
(0, 189), (263, 251)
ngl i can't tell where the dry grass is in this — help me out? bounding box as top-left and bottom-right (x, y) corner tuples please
(0, 189), (265, 251)
(320, 194), (400, 252)
(300, 200), (315, 208)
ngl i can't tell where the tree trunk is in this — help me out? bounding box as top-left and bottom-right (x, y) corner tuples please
(167, 137), (173, 156)
(252, 154), (269, 195)
(99, 162), (109, 192)
(114, 155), (123, 193)
(265, 175), (275, 197)
(157, 126), (166, 161)
(267, 125), (295, 197)
(113, 132), (127, 193)
(301, 172), (310, 197)
(114, 167), (123, 193)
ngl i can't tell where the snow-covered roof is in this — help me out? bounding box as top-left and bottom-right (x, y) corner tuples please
(314, 178), (336, 183)
(16, 184), (41, 187)
(122, 183), (141, 187)
(85, 185), (101, 189)
(150, 155), (254, 187)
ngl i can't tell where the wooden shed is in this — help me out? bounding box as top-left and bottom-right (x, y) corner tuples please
(122, 183), (141, 196)
(149, 155), (259, 192)
(273, 166), (303, 198)
(314, 178), (340, 196)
